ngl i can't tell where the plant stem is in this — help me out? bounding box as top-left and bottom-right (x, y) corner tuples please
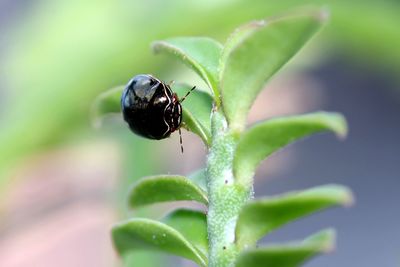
(206, 109), (251, 267)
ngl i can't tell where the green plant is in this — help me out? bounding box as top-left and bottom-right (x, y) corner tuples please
(94, 8), (353, 267)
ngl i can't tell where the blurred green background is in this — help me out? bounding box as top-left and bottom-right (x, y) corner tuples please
(0, 1), (399, 267)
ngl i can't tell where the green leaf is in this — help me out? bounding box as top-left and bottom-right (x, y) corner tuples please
(173, 84), (213, 145)
(153, 37), (222, 103)
(234, 112), (347, 186)
(128, 175), (208, 208)
(220, 9), (328, 130)
(188, 169), (208, 193)
(235, 229), (335, 267)
(163, 209), (208, 256)
(235, 184), (353, 248)
(112, 218), (207, 267)
(90, 85), (124, 128)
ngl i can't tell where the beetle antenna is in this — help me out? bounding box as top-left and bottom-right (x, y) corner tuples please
(180, 86), (196, 103)
(178, 128), (184, 153)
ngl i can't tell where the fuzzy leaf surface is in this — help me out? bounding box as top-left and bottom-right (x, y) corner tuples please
(163, 209), (208, 256)
(112, 218), (207, 266)
(234, 112), (347, 186)
(235, 229), (335, 267)
(220, 9), (327, 130)
(128, 175), (208, 208)
(153, 37), (222, 101)
(235, 184), (352, 248)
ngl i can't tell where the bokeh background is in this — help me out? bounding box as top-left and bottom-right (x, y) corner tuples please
(0, 0), (399, 266)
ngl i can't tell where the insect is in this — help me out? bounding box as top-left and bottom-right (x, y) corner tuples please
(121, 74), (195, 153)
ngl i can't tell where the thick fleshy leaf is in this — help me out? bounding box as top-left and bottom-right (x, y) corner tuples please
(220, 9), (328, 130)
(163, 209), (208, 256)
(128, 175), (208, 208)
(90, 85), (123, 128)
(234, 112), (347, 186)
(235, 185), (353, 248)
(173, 84), (213, 145)
(153, 37), (222, 102)
(235, 229), (335, 267)
(112, 218), (207, 267)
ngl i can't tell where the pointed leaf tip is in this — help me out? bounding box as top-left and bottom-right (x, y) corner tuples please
(235, 229), (335, 267)
(235, 228), (336, 267)
(305, 228), (336, 253)
(235, 184), (353, 248)
(234, 112), (348, 186)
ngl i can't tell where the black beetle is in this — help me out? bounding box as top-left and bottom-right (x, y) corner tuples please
(121, 74), (194, 152)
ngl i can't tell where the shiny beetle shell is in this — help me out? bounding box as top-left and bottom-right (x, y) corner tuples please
(121, 74), (182, 139)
